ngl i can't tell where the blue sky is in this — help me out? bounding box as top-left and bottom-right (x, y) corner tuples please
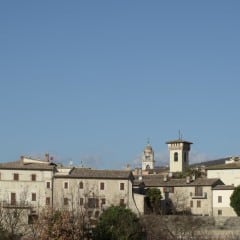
(1, 1), (240, 169)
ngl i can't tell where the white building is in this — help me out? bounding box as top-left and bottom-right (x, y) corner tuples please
(212, 185), (236, 217)
(142, 142), (155, 170)
(166, 139), (192, 173)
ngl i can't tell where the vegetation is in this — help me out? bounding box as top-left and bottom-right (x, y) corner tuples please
(230, 185), (240, 216)
(146, 188), (162, 214)
(92, 206), (144, 240)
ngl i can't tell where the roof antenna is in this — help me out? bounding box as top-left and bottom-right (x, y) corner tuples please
(147, 137), (150, 145)
(178, 130), (183, 140)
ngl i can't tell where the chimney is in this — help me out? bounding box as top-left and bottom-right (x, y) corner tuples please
(192, 175), (196, 181)
(164, 175), (168, 182)
(186, 176), (190, 184)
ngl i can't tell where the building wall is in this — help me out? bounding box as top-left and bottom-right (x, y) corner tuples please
(53, 177), (139, 214)
(213, 189), (236, 217)
(0, 169), (53, 210)
(207, 169), (240, 186)
(156, 185), (213, 216)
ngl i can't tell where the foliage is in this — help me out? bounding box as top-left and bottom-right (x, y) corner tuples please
(146, 188), (162, 214)
(92, 206), (144, 240)
(230, 186), (240, 216)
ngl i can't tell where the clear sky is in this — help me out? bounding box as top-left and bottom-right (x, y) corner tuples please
(1, 1), (240, 169)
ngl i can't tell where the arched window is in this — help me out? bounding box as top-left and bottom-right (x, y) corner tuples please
(79, 181), (83, 189)
(174, 152), (178, 162)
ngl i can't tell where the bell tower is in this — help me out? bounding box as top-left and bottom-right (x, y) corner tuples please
(142, 141), (155, 170)
(166, 139), (192, 173)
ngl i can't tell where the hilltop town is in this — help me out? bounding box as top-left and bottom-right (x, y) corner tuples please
(0, 138), (239, 239)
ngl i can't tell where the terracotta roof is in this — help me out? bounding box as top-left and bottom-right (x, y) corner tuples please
(55, 168), (133, 180)
(213, 185), (235, 190)
(0, 160), (55, 171)
(134, 176), (223, 187)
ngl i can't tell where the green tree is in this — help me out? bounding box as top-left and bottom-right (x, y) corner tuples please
(146, 188), (162, 214)
(230, 186), (240, 216)
(92, 206), (144, 240)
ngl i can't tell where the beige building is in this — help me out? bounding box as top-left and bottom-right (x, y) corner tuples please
(212, 185), (236, 217)
(53, 167), (143, 216)
(0, 156), (55, 210)
(134, 176), (224, 216)
(166, 139), (192, 173)
(142, 142), (155, 170)
(207, 162), (240, 186)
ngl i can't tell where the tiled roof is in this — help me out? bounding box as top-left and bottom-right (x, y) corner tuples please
(213, 185), (235, 190)
(0, 160), (55, 170)
(134, 176), (223, 187)
(55, 167), (133, 180)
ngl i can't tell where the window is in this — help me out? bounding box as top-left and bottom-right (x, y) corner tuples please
(64, 198), (69, 205)
(218, 196), (222, 203)
(163, 187), (174, 193)
(31, 174), (36, 181)
(88, 198), (99, 208)
(190, 200), (193, 208)
(11, 193), (16, 205)
(32, 193), (36, 201)
(120, 183), (125, 190)
(197, 200), (201, 208)
(95, 211), (100, 218)
(195, 186), (203, 196)
(64, 182), (68, 189)
(46, 197), (51, 205)
(101, 198), (106, 205)
(13, 173), (19, 181)
(100, 182), (104, 190)
(28, 214), (38, 224)
(80, 198), (84, 206)
(79, 181), (83, 189)
(120, 199), (125, 207)
(46, 182), (51, 189)
(174, 152), (178, 162)
(218, 210), (222, 216)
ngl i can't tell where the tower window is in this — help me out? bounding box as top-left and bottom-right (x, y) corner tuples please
(174, 152), (178, 162)
(184, 152), (187, 162)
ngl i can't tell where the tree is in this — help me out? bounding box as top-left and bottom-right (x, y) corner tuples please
(230, 186), (240, 216)
(146, 188), (162, 214)
(92, 206), (144, 240)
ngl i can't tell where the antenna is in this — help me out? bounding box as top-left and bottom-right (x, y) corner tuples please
(178, 130), (183, 140)
(147, 137), (150, 145)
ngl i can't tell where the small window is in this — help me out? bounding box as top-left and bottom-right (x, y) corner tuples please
(120, 183), (124, 190)
(32, 193), (36, 201)
(197, 200), (201, 208)
(64, 182), (68, 189)
(11, 192), (16, 205)
(174, 152), (178, 162)
(31, 174), (36, 181)
(79, 181), (84, 189)
(218, 196), (222, 203)
(80, 198), (84, 206)
(120, 199), (125, 207)
(95, 211), (100, 218)
(190, 192), (193, 196)
(46, 182), (51, 189)
(195, 186), (203, 196)
(46, 197), (50, 205)
(190, 200), (193, 208)
(28, 214), (38, 224)
(218, 209), (222, 216)
(100, 182), (104, 190)
(64, 198), (69, 205)
(13, 173), (19, 181)
(101, 198), (106, 205)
